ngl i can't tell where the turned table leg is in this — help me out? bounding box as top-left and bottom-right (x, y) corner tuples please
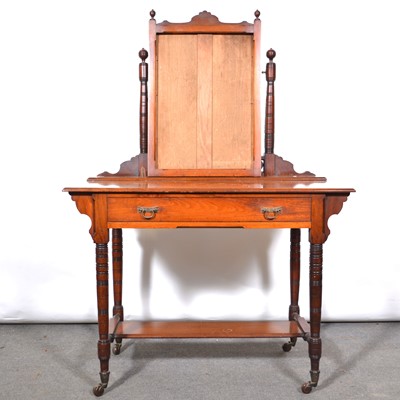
(283, 228), (301, 352)
(93, 243), (110, 397)
(302, 242), (323, 394)
(112, 228), (124, 355)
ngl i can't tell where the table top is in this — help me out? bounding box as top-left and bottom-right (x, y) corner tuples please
(63, 177), (355, 195)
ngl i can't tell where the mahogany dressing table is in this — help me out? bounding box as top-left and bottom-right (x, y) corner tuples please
(64, 11), (354, 396)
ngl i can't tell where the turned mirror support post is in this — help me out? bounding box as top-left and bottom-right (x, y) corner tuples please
(265, 48), (276, 155)
(261, 49), (318, 179)
(138, 48), (149, 176)
(139, 49), (148, 154)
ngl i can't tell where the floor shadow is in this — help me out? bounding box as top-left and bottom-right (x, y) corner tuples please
(273, 322), (398, 390)
(39, 324), (98, 386)
(109, 337), (290, 391)
(318, 322), (396, 389)
(129, 338), (289, 360)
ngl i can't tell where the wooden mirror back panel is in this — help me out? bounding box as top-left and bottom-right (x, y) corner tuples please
(147, 12), (261, 176)
(89, 10), (322, 182)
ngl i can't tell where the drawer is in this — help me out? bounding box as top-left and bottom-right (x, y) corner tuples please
(107, 195), (311, 223)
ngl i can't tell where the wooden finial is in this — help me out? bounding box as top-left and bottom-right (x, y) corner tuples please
(266, 49), (276, 82)
(139, 48), (148, 62)
(267, 48), (276, 61)
(150, 10), (156, 19)
(255, 10), (261, 19)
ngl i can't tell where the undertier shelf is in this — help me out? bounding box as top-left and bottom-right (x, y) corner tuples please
(109, 319), (309, 339)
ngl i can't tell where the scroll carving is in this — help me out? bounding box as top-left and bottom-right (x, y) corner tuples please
(71, 195), (95, 238)
(263, 153), (319, 178)
(70, 194), (109, 243)
(158, 11), (249, 27)
(309, 194), (350, 244)
(88, 154), (147, 181)
(324, 195), (349, 240)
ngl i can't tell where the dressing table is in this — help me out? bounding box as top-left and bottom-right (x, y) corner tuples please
(64, 10), (354, 396)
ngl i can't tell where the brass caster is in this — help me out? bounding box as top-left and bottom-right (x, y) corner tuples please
(282, 337), (297, 352)
(93, 383), (106, 397)
(112, 343), (122, 355)
(93, 371), (109, 397)
(301, 382), (313, 394)
(282, 342), (293, 352)
(301, 370), (319, 393)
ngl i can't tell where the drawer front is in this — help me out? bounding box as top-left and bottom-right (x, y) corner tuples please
(108, 196), (311, 223)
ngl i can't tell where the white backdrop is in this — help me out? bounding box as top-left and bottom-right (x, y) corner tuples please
(1, 0), (399, 323)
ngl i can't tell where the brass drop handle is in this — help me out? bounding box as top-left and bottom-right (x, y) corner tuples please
(137, 206), (159, 220)
(261, 206), (282, 220)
